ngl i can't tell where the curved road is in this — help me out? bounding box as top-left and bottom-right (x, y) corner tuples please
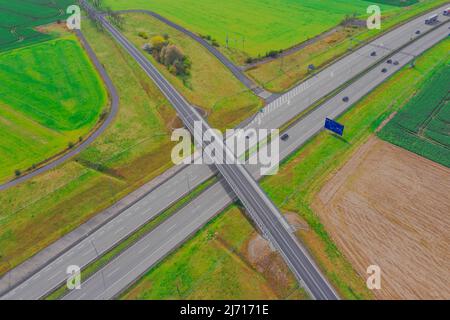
(0, 30), (119, 192)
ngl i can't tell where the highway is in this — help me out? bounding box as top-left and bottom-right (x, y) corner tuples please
(94, 4), (338, 300)
(63, 18), (449, 300)
(1, 3), (448, 300)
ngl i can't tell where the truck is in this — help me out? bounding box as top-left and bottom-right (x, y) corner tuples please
(425, 14), (438, 25)
(444, 8), (450, 16)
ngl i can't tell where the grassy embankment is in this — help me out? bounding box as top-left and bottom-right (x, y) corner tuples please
(121, 39), (449, 300)
(246, 0), (448, 92)
(0, 0), (73, 51)
(0, 36), (107, 183)
(120, 12), (262, 129)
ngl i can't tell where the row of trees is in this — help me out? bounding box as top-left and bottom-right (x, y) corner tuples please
(143, 35), (191, 77)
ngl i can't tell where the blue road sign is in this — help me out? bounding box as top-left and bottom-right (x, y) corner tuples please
(324, 118), (344, 136)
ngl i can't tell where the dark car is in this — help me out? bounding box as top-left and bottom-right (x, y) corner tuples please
(415, 30), (421, 35)
(393, 60), (399, 66)
(381, 68), (388, 73)
(342, 96), (349, 102)
(386, 59), (393, 64)
(370, 51), (377, 57)
(281, 133), (289, 141)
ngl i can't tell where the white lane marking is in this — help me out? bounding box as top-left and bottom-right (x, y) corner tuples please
(166, 224), (177, 233)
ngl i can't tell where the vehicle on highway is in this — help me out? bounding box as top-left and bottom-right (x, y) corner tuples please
(342, 96), (349, 102)
(425, 14), (438, 25)
(393, 60), (399, 66)
(387, 59), (393, 64)
(382, 68), (388, 73)
(444, 8), (450, 16)
(370, 51), (377, 57)
(281, 133), (289, 141)
(415, 30), (421, 35)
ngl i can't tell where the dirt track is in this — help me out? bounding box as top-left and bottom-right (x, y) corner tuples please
(313, 137), (450, 299)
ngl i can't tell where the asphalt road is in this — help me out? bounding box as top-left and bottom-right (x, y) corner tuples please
(1, 4), (448, 300)
(62, 23), (449, 300)
(0, 30), (119, 191)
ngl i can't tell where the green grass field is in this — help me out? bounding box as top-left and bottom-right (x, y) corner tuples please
(0, 0), (74, 51)
(378, 63), (450, 167)
(0, 36), (107, 183)
(121, 39), (449, 300)
(101, 0), (403, 58)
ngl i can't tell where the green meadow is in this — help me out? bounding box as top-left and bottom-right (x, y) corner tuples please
(102, 0), (402, 57)
(0, 36), (107, 182)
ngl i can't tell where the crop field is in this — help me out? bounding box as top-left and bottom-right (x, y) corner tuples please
(0, 36), (107, 183)
(378, 63), (450, 167)
(101, 0), (403, 59)
(0, 0), (73, 51)
(313, 137), (450, 299)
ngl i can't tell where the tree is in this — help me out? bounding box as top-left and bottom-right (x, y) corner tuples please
(150, 35), (166, 51)
(162, 44), (185, 67)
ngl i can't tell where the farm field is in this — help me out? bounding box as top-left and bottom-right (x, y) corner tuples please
(121, 206), (308, 300)
(100, 0), (403, 60)
(0, 0), (73, 51)
(120, 12), (262, 129)
(0, 20), (176, 276)
(378, 63), (450, 167)
(312, 137), (450, 299)
(0, 35), (107, 183)
(246, 0), (448, 91)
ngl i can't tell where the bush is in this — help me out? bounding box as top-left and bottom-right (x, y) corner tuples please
(14, 169), (21, 177)
(138, 31), (148, 39)
(266, 50), (279, 58)
(150, 35), (166, 51)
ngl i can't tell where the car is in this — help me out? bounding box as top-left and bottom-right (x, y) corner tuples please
(393, 60), (399, 66)
(387, 59), (393, 64)
(415, 30), (421, 35)
(370, 51), (377, 57)
(281, 133), (289, 141)
(342, 96), (349, 102)
(381, 68), (388, 73)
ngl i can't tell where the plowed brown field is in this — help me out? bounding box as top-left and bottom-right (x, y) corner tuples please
(313, 137), (450, 299)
